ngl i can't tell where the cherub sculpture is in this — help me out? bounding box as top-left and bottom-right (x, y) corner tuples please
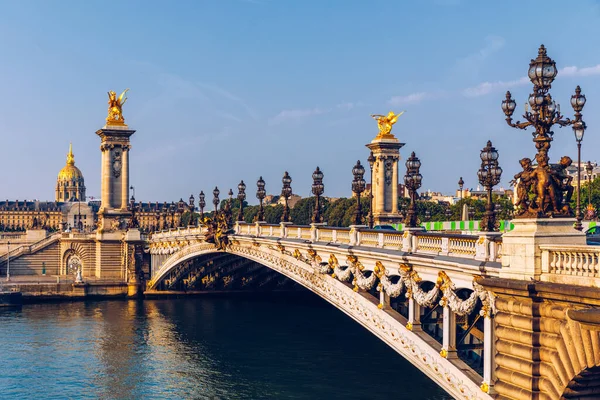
(370, 111), (405, 137)
(511, 158), (535, 215)
(106, 89), (129, 125)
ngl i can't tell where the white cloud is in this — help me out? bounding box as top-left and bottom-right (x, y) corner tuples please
(268, 107), (328, 125)
(388, 92), (429, 106)
(560, 64), (600, 77)
(462, 76), (529, 97)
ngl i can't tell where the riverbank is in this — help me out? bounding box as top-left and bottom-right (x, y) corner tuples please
(0, 276), (130, 302)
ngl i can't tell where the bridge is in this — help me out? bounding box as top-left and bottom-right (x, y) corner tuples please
(144, 221), (600, 400)
(2, 45), (600, 399)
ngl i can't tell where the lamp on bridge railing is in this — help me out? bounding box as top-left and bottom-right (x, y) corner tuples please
(311, 166), (324, 223)
(585, 161), (596, 220)
(478, 140), (502, 232)
(198, 191), (206, 220)
(256, 176), (266, 222)
(458, 176), (464, 200)
(237, 180), (246, 222)
(404, 152), (422, 228)
(188, 194), (196, 227)
(351, 160), (366, 225)
(169, 203), (176, 229)
(177, 198), (186, 227)
(501, 45), (586, 226)
(281, 172), (292, 223)
(212, 187), (220, 213)
(367, 151), (376, 228)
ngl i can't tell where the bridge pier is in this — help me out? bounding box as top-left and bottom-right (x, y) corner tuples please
(481, 314), (495, 394)
(441, 305), (457, 359)
(407, 297), (421, 331)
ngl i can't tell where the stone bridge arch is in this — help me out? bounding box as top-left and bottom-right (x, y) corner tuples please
(148, 239), (494, 400)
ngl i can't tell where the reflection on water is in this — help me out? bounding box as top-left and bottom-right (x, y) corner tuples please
(0, 294), (450, 399)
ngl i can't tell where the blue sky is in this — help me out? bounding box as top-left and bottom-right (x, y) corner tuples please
(2, 0), (600, 203)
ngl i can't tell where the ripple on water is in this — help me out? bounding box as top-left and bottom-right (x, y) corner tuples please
(0, 296), (451, 400)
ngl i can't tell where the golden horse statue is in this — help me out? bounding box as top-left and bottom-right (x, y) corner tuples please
(370, 111), (405, 137)
(106, 89), (129, 125)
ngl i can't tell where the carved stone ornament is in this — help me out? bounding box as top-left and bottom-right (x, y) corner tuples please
(112, 151), (122, 178)
(385, 158), (393, 185)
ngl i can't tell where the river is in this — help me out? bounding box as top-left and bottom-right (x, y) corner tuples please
(0, 293), (450, 399)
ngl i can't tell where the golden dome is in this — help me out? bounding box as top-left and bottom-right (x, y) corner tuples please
(58, 143), (84, 181)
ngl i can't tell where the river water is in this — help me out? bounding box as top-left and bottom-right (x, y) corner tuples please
(0, 294), (450, 399)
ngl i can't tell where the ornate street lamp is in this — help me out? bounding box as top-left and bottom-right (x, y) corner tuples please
(311, 167), (324, 223)
(585, 161), (596, 220)
(177, 198), (186, 227)
(188, 194), (195, 227)
(574, 109), (586, 230)
(256, 176), (266, 222)
(213, 187), (220, 213)
(351, 160), (366, 225)
(281, 172), (292, 223)
(237, 180), (246, 222)
(501, 45), (586, 225)
(367, 151), (376, 228)
(477, 140), (503, 232)
(458, 177), (464, 200)
(198, 191), (206, 219)
(404, 152), (422, 228)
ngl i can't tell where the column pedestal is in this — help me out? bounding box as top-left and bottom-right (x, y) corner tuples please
(366, 136), (404, 226)
(500, 218), (585, 280)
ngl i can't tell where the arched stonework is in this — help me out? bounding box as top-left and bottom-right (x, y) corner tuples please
(149, 241), (493, 400)
(561, 365), (600, 399)
(61, 242), (94, 276)
(480, 279), (600, 400)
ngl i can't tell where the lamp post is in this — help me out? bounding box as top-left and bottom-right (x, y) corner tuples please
(281, 172), (292, 223)
(585, 161), (595, 220)
(501, 45), (586, 224)
(351, 160), (366, 225)
(311, 167), (324, 223)
(404, 152), (422, 228)
(458, 177), (464, 200)
(6, 240), (10, 281)
(367, 151), (376, 228)
(575, 116), (586, 230)
(477, 140), (503, 232)
(212, 187), (220, 214)
(188, 194), (195, 227)
(237, 180), (246, 222)
(256, 177), (266, 222)
(199, 191), (206, 220)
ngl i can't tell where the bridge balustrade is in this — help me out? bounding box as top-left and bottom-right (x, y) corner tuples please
(540, 245), (600, 286)
(234, 222), (501, 262)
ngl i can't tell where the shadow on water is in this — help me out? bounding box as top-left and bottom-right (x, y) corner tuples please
(0, 292), (450, 400)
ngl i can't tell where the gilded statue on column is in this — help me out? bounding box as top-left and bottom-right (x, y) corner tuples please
(106, 89), (129, 125)
(371, 111), (405, 138)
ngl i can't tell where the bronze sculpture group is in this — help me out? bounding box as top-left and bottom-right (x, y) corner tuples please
(512, 152), (573, 218)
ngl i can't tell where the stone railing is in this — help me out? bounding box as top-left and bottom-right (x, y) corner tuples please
(150, 226), (205, 240)
(232, 222), (502, 262)
(0, 232), (61, 263)
(540, 245), (600, 286)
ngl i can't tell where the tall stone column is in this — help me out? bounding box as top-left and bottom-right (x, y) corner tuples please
(101, 144), (111, 210)
(366, 136), (404, 226)
(121, 145), (130, 210)
(96, 126), (136, 234)
(392, 158), (399, 213)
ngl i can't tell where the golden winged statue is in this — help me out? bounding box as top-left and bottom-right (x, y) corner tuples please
(106, 89), (129, 125)
(370, 111), (405, 138)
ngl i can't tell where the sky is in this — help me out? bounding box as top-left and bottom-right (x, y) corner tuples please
(1, 0), (600, 204)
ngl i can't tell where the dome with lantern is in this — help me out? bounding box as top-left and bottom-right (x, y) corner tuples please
(56, 143), (86, 202)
